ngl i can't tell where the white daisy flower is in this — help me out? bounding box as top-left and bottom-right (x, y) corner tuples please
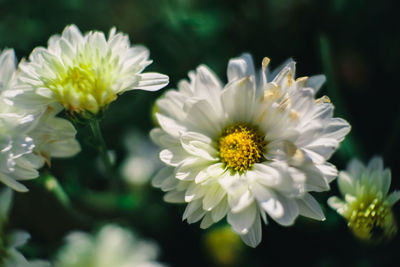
(151, 53), (351, 247)
(328, 156), (400, 241)
(0, 188), (50, 267)
(54, 224), (166, 267)
(8, 24), (168, 120)
(0, 49), (80, 192)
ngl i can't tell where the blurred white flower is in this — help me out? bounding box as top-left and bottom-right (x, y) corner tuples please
(0, 188), (50, 267)
(328, 156), (400, 241)
(120, 130), (162, 186)
(54, 224), (166, 267)
(28, 105), (81, 167)
(0, 49), (80, 192)
(151, 53), (350, 247)
(8, 25), (168, 119)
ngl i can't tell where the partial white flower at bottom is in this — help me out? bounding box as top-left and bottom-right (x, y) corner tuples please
(151, 53), (350, 247)
(328, 156), (400, 241)
(0, 188), (50, 267)
(54, 224), (166, 267)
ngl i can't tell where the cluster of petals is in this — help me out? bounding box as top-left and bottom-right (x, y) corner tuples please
(7, 25), (169, 116)
(151, 53), (351, 247)
(0, 49), (80, 192)
(328, 156), (400, 240)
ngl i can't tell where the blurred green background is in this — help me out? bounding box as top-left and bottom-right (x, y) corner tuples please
(1, 0), (400, 266)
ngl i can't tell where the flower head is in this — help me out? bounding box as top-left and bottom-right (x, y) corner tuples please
(151, 54), (351, 247)
(328, 156), (400, 241)
(10, 25), (168, 120)
(0, 188), (50, 267)
(54, 224), (165, 267)
(0, 49), (80, 192)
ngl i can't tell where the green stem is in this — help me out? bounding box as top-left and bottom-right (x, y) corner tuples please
(89, 120), (115, 179)
(35, 173), (91, 227)
(43, 174), (71, 207)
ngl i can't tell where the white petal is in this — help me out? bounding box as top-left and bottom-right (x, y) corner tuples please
(347, 158), (365, 179)
(159, 147), (187, 166)
(184, 99), (222, 137)
(381, 168), (391, 196)
(151, 167), (173, 188)
(150, 128), (180, 148)
(322, 118), (351, 142)
(206, 163), (226, 179)
(155, 113), (186, 138)
(227, 201), (257, 235)
(367, 156), (383, 173)
(180, 131), (218, 160)
(175, 158), (208, 181)
(182, 199), (202, 220)
(296, 193), (325, 221)
(160, 175), (179, 191)
(305, 74), (326, 93)
(185, 183), (207, 202)
(221, 76), (256, 122)
(164, 190), (185, 203)
(228, 189), (254, 213)
(249, 163), (282, 187)
(240, 213), (262, 248)
(200, 213), (214, 229)
(305, 138), (339, 160)
(202, 184), (226, 211)
(268, 194), (299, 226)
(386, 191), (400, 206)
(227, 53), (255, 82)
(327, 196), (346, 215)
(211, 197), (229, 222)
(62, 24), (84, 45)
(184, 199), (206, 224)
(136, 72), (169, 91)
(337, 171), (355, 195)
(193, 65), (223, 111)
(0, 49), (16, 86)
(0, 173), (28, 192)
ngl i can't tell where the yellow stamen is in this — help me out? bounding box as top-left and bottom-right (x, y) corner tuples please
(218, 123), (265, 173)
(43, 64), (116, 114)
(347, 198), (397, 241)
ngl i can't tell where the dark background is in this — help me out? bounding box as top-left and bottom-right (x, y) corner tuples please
(1, 0), (399, 266)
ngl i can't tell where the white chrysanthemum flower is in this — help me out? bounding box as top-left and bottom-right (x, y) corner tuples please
(0, 49), (80, 192)
(151, 54), (351, 247)
(7, 24), (168, 119)
(120, 130), (162, 186)
(328, 156), (400, 241)
(0, 188), (50, 267)
(54, 224), (165, 267)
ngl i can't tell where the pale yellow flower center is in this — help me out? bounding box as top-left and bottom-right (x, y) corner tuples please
(44, 64), (116, 114)
(218, 123), (265, 173)
(347, 198), (397, 240)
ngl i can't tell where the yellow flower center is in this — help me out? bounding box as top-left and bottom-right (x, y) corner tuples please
(218, 123), (265, 173)
(348, 198), (397, 241)
(44, 64), (116, 115)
